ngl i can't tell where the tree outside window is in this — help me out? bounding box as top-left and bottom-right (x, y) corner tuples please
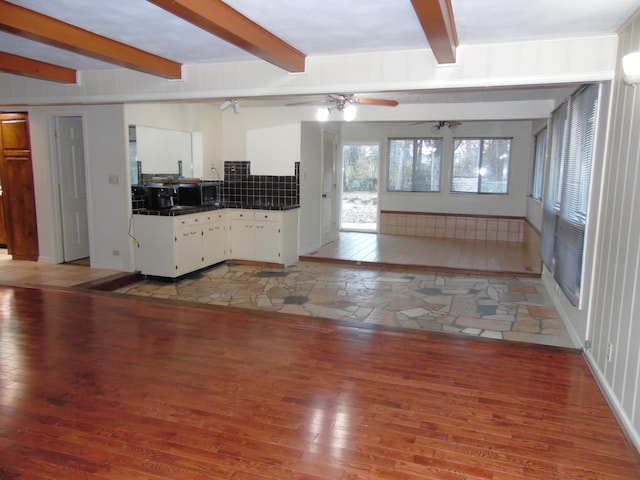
(387, 138), (441, 192)
(452, 138), (512, 194)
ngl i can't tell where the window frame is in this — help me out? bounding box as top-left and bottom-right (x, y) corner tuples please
(530, 127), (547, 202)
(450, 137), (513, 195)
(386, 137), (442, 193)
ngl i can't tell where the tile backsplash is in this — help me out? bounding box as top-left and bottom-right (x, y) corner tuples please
(222, 161), (299, 207)
(131, 161), (300, 211)
(380, 212), (533, 243)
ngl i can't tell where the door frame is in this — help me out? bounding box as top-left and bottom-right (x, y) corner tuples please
(49, 114), (92, 264)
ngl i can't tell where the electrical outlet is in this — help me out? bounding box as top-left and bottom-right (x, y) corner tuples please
(112, 250), (120, 256)
(108, 175), (119, 184)
(606, 342), (613, 363)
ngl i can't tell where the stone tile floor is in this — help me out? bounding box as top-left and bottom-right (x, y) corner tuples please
(116, 261), (575, 349)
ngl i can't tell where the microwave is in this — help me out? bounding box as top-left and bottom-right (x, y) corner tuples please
(178, 182), (219, 206)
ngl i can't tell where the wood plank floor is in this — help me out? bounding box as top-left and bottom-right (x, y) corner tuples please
(301, 232), (542, 276)
(1, 285), (638, 479)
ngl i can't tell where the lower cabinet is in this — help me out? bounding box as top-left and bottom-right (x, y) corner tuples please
(133, 210), (229, 278)
(132, 208), (298, 277)
(203, 210), (228, 265)
(229, 209), (299, 265)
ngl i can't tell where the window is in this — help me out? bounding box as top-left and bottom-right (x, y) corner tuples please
(451, 138), (512, 193)
(387, 138), (441, 192)
(540, 84), (599, 306)
(530, 128), (547, 201)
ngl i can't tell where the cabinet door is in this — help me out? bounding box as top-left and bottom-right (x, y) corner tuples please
(0, 113), (38, 260)
(132, 215), (176, 277)
(229, 220), (255, 260)
(203, 219), (227, 265)
(255, 220), (281, 263)
(175, 224), (202, 275)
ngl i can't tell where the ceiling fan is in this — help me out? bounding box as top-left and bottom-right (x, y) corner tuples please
(409, 120), (463, 133)
(287, 94), (398, 121)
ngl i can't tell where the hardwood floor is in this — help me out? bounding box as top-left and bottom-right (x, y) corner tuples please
(1, 285), (638, 479)
(301, 232), (542, 276)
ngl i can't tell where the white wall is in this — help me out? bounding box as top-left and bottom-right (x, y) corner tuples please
(247, 123), (301, 175)
(23, 104), (131, 270)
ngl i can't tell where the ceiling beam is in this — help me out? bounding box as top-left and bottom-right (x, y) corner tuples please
(0, 1), (182, 79)
(0, 51), (77, 83)
(411, 0), (458, 64)
(147, 0), (306, 73)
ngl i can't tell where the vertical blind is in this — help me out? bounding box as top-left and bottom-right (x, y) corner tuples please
(540, 84), (599, 306)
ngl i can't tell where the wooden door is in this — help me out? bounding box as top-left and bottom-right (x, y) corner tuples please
(0, 112), (39, 261)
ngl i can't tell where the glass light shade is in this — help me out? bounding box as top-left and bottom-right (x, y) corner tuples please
(316, 107), (330, 121)
(622, 51), (640, 85)
(343, 104), (357, 122)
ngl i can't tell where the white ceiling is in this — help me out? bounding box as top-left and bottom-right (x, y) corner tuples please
(1, 0), (638, 105)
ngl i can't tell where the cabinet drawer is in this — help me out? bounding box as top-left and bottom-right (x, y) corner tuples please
(255, 211), (281, 222)
(174, 214), (200, 227)
(229, 210), (254, 221)
(208, 211), (227, 222)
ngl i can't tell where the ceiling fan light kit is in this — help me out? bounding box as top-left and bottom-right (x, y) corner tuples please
(430, 120), (461, 133)
(298, 94), (397, 122)
(316, 107), (330, 121)
(622, 51), (640, 86)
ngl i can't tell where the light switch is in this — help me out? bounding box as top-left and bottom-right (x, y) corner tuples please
(108, 175), (119, 185)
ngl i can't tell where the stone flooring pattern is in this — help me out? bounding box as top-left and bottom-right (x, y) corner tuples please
(117, 262), (574, 349)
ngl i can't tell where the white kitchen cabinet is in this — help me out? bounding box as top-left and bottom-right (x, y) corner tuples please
(174, 223), (202, 275)
(202, 210), (228, 265)
(228, 210), (256, 261)
(133, 210), (229, 277)
(133, 207), (297, 276)
(229, 209), (299, 265)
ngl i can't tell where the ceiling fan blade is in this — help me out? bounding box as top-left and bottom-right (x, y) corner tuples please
(355, 97), (398, 107)
(285, 99), (330, 107)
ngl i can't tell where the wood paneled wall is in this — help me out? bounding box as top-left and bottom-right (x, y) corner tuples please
(588, 11), (640, 451)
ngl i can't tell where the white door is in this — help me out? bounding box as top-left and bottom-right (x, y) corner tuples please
(321, 130), (337, 245)
(55, 116), (90, 262)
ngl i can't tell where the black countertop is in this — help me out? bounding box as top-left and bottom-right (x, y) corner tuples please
(134, 202), (300, 216)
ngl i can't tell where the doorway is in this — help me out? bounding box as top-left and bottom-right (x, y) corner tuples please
(54, 116), (90, 263)
(340, 143), (380, 232)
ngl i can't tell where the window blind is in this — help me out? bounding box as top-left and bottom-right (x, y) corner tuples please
(540, 101), (567, 271)
(554, 84), (598, 305)
(540, 84), (599, 306)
